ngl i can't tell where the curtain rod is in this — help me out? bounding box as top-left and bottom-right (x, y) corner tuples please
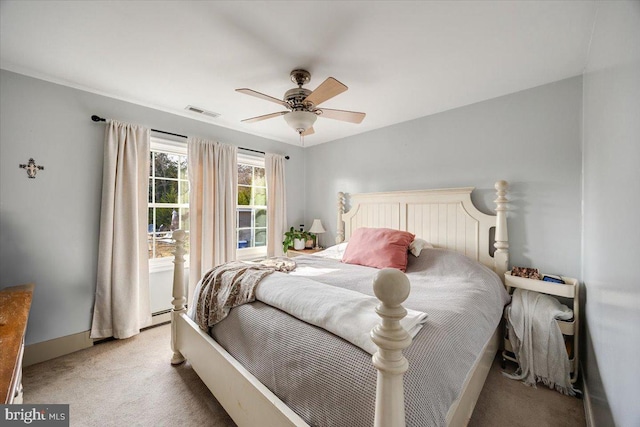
(91, 115), (289, 160)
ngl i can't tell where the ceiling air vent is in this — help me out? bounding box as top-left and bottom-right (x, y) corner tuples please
(185, 105), (220, 118)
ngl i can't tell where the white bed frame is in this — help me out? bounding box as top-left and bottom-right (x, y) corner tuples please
(170, 180), (509, 427)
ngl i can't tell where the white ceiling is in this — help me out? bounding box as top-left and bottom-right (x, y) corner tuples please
(0, 1), (598, 146)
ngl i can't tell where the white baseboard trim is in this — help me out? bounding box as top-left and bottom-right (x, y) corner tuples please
(23, 311), (172, 367)
(581, 365), (596, 427)
(23, 330), (93, 367)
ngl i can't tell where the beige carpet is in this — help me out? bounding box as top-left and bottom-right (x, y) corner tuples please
(469, 358), (585, 427)
(23, 323), (585, 426)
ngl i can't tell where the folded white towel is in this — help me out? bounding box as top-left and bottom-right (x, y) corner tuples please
(256, 273), (428, 355)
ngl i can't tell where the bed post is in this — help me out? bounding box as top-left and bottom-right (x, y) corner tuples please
(170, 229), (187, 365)
(336, 191), (345, 244)
(494, 180), (509, 282)
(370, 268), (412, 427)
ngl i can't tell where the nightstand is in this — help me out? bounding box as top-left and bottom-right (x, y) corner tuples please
(286, 248), (323, 258)
(502, 271), (579, 383)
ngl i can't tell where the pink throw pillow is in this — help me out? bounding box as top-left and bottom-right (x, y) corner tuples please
(342, 228), (415, 272)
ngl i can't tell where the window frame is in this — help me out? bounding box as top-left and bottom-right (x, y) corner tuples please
(236, 153), (268, 261)
(148, 137), (189, 273)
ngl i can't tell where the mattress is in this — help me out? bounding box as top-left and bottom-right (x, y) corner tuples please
(191, 248), (510, 426)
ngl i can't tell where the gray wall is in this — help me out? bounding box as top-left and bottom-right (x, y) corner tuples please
(0, 70), (305, 345)
(582, 2), (640, 426)
(305, 76), (583, 278)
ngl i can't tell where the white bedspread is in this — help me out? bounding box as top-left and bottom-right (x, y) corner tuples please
(198, 248), (510, 426)
(255, 272), (428, 354)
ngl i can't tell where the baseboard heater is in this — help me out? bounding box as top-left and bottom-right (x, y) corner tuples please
(153, 309), (172, 316)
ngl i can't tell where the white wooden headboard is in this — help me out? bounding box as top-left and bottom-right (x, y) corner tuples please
(336, 181), (509, 279)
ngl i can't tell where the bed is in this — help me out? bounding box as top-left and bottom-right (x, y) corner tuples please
(169, 181), (510, 427)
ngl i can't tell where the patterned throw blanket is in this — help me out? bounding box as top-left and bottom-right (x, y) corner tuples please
(195, 258), (296, 330)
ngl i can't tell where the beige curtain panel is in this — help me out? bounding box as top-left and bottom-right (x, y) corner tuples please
(188, 137), (238, 300)
(265, 153), (287, 257)
(91, 120), (151, 339)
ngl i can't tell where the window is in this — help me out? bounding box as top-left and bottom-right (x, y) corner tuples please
(147, 143), (267, 266)
(148, 138), (189, 270)
(237, 154), (267, 260)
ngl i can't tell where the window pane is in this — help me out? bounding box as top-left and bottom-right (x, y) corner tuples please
(238, 229), (252, 248)
(148, 146), (190, 260)
(181, 231), (190, 255)
(238, 164), (252, 185)
(254, 188), (267, 206)
(148, 208), (155, 233)
(255, 228), (266, 247)
(180, 208), (190, 231)
(255, 209), (267, 227)
(238, 186), (251, 205)
(149, 152), (154, 177)
(155, 208), (173, 232)
(236, 159), (267, 255)
(154, 153), (179, 178)
(238, 209), (251, 228)
(153, 234), (175, 259)
(179, 157), (188, 180)
(148, 235), (154, 259)
(155, 179), (178, 203)
(180, 180), (189, 204)
(254, 167), (266, 186)
(168, 209), (178, 231)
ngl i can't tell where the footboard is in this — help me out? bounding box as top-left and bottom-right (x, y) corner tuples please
(169, 231), (414, 427)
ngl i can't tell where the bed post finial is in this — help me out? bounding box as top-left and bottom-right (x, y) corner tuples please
(494, 180), (509, 282)
(371, 268), (411, 427)
(171, 229), (187, 365)
(336, 192), (345, 244)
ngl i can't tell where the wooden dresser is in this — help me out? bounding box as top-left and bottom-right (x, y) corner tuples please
(0, 283), (34, 404)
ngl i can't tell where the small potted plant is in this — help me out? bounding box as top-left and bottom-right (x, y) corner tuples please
(283, 226), (314, 252)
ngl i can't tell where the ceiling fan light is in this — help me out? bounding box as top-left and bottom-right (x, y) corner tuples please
(284, 111), (317, 134)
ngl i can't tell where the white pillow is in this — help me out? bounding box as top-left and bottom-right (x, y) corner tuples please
(315, 242), (349, 260)
(409, 238), (433, 257)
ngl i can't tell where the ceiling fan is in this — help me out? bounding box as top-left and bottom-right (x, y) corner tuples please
(236, 69), (366, 137)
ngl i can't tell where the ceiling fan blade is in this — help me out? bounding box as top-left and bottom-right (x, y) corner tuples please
(304, 77), (348, 107)
(317, 108), (366, 124)
(236, 88), (290, 108)
(301, 126), (315, 136)
(241, 111), (288, 123)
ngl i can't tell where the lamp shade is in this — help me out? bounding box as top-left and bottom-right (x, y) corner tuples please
(284, 111), (317, 133)
(309, 219), (326, 234)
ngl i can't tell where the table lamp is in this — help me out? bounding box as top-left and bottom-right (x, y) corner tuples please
(308, 219), (326, 250)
